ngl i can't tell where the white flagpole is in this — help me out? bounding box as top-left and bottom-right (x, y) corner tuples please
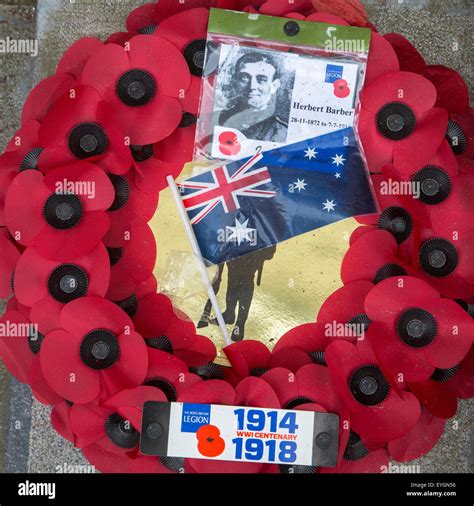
(167, 175), (232, 347)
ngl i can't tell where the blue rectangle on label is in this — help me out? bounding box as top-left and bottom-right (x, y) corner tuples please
(181, 403), (211, 433)
(325, 64), (343, 83)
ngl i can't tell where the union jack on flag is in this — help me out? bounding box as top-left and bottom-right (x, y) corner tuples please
(177, 152), (276, 225)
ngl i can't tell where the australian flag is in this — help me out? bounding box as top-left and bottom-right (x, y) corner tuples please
(178, 128), (377, 265)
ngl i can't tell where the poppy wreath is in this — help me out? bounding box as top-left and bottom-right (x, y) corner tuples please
(1, 0), (473, 474)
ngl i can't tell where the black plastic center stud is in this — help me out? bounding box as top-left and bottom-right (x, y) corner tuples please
(189, 362), (225, 381)
(43, 193), (83, 230)
(116, 69), (156, 107)
(374, 263), (407, 284)
(138, 25), (157, 35)
(80, 329), (120, 370)
(284, 396), (313, 409)
(108, 175), (130, 211)
(397, 308), (437, 348)
(145, 377), (177, 402)
(347, 313), (372, 336)
(455, 299), (474, 318)
(310, 350), (327, 366)
(431, 366), (459, 383)
(349, 365), (390, 406)
(179, 112), (198, 128)
(343, 430), (369, 461)
(160, 456), (185, 473)
(284, 20), (300, 37)
(19, 147), (43, 171)
(145, 335), (174, 354)
(445, 120), (467, 155)
(249, 367), (269, 377)
(146, 422), (163, 439)
(378, 206), (413, 244)
(130, 144), (154, 162)
(106, 247), (123, 266)
(419, 238), (458, 277)
(279, 464), (318, 474)
(105, 413), (139, 449)
(68, 123), (108, 159)
(47, 264), (88, 303)
(27, 327), (44, 355)
(113, 294), (138, 318)
(315, 432), (332, 450)
(376, 102), (416, 140)
(412, 165), (451, 205)
(183, 39), (207, 76)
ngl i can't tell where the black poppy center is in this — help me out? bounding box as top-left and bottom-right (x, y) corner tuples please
(413, 165), (451, 205)
(378, 206), (413, 244)
(376, 102), (416, 140)
(113, 294), (138, 318)
(309, 350), (327, 366)
(189, 362), (224, 381)
(105, 413), (139, 449)
(130, 144), (154, 162)
(179, 112), (197, 128)
(284, 396), (313, 409)
(445, 120), (467, 155)
(20, 147), (43, 171)
(117, 69), (156, 107)
(397, 308), (437, 348)
(43, 193), (83, 230)
(27, 327), (45, 355)
(431, 366), (459, 383)
(160, 456), (184, 473)
(279, 464), (317, 474)
(249, 367), (269, 377)
(48, 264), (88, 303)
(80, 329), (120, 370)
(183, 39), (206, 76)
(347, 313), (371, 336)
(419, 238), (458, 277)
(374, 263), (407, 284)
(145, 377), (177, 401)
(145, 335), (174, 354)
(68, 123), (108, 159)
(349, 365), (390, 406)
(108, 174), (130, 211)
(343, 430), (369, 461)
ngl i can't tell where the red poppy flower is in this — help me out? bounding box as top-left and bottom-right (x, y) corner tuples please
(133, 293), (216, 367)
(51, 401), (75, 444)
(0, 120), (41, 225)
(407, 346), (474, 419)
(80, 35), (190, 145)
(70, 386), (172, 473)
(423, 65), (469, 115)
(383, 33), (426, 74)
(388, 407), (445, 461)
(110, 274), (158, 319)
(14, 243), (109, 319)
(56, 37), (103, 80)
(40, 297), (148, 404)
(126, 3), (159, 33)
(178, 379), (264, 473)
(311, 0), (369, 27)
(155, 8), (209, 115)
(259, 0), (313, 16)
(145, 347), (203, 401)
(38, 85), (132, 174)
(342, 229), (413, 286)
(21, 73), (76, 125)
(364, 276), (473, 382)
(358, 71), (448, 174)
(103, 221), (156, 301)
(106, 171), (159, 226)
(0, 235), (20, 299)
(365, 32), (399, 85)
(325, 339), (421, 442)
(234, 376), (280, 408)
(0, 310), (41, 384)
(5, 162), (113, 261)
(130, 141), (185, 194)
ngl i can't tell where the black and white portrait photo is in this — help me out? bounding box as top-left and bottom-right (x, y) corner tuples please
(214, 46), (296, 144)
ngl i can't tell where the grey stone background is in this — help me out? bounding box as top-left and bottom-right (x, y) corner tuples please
(0, 0), (472, 473)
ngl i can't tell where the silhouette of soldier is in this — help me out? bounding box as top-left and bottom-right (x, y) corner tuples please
(198, 245), (276, 341)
